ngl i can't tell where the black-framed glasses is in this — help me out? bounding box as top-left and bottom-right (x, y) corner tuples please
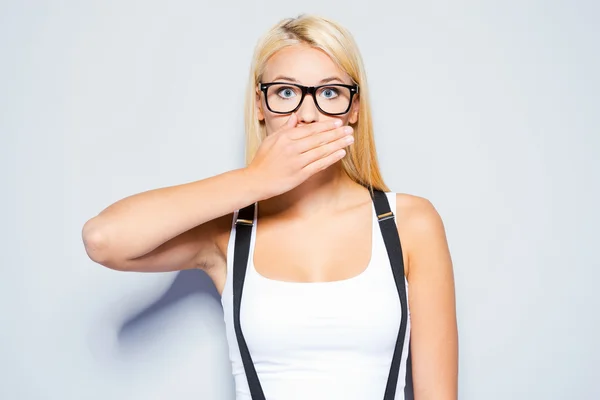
(259, 82), (359, 116)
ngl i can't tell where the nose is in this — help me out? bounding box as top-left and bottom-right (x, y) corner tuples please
(296, 94), (319, 124)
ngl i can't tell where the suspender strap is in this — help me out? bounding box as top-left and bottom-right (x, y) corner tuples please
(371, 189), (414, 400)
(232, 191), (413, 400)
(232, 203), (266, 400)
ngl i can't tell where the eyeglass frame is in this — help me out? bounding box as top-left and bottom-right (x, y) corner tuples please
(258, 82), (359, 116)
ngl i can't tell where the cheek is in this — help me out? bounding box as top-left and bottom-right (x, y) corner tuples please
(264, 113), (289, 135)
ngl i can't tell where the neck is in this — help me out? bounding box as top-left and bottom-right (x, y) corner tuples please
(260, 163), (364, 219)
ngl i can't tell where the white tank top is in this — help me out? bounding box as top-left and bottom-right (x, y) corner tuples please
(221, 192), (411, 400)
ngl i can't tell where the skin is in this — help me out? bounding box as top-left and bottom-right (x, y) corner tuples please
(82, 44), (458, 399)
(252, 45), (458, 399)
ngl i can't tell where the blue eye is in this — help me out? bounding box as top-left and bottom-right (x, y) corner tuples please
(320, 87), (339, 99)
(277, 87), (297, 99)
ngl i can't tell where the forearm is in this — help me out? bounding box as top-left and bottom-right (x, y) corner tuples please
(82, 167), (264, 263)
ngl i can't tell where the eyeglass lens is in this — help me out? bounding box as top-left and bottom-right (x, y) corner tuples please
(265, 84), (352, 114)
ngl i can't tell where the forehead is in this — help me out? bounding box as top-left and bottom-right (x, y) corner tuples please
(262, 44), (351, 85)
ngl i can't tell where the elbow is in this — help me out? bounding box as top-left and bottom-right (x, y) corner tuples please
(82, 217), (129, 271)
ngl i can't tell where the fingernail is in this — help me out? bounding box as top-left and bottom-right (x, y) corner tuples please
(334, 119), (343, 127)
(344, 126), (353, 134)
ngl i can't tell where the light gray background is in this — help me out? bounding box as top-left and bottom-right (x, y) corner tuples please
(1, 1), (599, 399)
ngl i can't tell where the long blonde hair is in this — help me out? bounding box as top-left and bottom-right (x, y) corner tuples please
(244, 14), (389, 192)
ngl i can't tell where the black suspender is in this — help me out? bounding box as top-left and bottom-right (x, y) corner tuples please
(232, 203), (266, 400)
(232, 190), (413, 400)
(371, 190), (414, 400)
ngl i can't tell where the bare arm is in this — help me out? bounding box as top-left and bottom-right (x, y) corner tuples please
(82, 168), (263, 271)
(397, 194), (458, 399)
(82, 115), (353, 272)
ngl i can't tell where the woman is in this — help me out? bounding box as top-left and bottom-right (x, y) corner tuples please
(82, 14), (458, 400)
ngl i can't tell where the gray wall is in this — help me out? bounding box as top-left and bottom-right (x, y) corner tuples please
(1, 1), (598, 399)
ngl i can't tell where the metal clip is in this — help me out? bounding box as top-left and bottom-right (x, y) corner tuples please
(377, 211), (394, 222)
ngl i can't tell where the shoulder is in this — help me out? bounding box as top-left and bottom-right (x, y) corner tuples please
(394, 193), (445, 233)
(393, 193), (449, 278)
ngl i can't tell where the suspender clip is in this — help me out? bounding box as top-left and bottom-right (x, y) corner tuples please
(377, 211), (394, 221)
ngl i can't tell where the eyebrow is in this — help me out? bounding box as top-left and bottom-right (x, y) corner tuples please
(271, 75), (346, 85)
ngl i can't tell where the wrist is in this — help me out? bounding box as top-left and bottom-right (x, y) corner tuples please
(236, 166), (272, 203)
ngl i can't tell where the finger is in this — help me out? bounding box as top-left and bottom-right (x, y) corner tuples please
(300, 134), (353, 167)
(296, 125), (353, 153)
(289, 119), (343, 140)
(303, 148), (347, 176)
(272, 113), (298, 139)
(285, 113), (298, 128)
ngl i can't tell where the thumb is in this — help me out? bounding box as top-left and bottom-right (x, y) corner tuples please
(285, 112), (298, 128)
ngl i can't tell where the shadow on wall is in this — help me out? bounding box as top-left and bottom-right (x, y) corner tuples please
(117, 269), (221, 348)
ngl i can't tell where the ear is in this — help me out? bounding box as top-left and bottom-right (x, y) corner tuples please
(348, 95), (360, 125)
(256, 86), (265, 121)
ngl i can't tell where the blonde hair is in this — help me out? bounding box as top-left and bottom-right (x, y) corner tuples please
(244, 14), (389, 192)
